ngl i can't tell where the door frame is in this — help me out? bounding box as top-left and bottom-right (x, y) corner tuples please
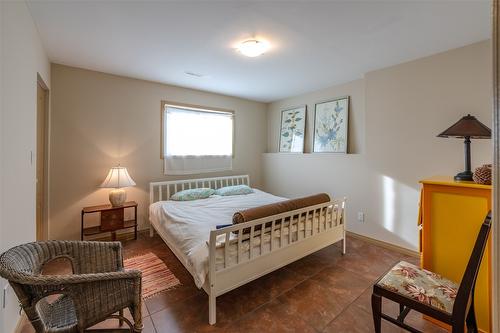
(36, 74), (49, 241)
(492, 1), (499, 331)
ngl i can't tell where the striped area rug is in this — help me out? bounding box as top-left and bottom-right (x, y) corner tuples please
(124, 252), (181, 298)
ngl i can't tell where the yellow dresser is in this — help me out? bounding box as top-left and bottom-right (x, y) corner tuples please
(420, 176), (491, 332)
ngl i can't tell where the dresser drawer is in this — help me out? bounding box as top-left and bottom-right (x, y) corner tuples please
(100, 208), (124, 231)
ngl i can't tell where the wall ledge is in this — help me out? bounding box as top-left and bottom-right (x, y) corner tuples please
(262, 152), (363, 157)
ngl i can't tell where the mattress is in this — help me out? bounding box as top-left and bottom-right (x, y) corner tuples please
(149, 189), (287, 288)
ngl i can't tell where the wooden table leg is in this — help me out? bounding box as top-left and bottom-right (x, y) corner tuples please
(134, 205), (138, 240)
(81, 211), (84, 241)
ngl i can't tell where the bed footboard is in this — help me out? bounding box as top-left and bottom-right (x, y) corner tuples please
(207, 198), (346, 325)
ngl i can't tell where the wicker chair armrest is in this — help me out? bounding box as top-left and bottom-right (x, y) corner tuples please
(18, 269), (141, 286)
(48, 271), (143, 329)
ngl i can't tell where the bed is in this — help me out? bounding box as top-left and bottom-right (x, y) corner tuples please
(149, 175), (346, 325)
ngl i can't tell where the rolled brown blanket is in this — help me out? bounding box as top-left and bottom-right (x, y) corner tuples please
(232, 193), (331, 228)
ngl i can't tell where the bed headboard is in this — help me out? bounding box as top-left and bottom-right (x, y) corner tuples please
(149, 175), (250, 203)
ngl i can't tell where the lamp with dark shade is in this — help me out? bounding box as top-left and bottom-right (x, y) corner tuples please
(437, 114), (491, 181)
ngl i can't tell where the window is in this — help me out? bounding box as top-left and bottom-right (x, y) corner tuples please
(164, 105), (233, 157)
(162, 102), (234, 175)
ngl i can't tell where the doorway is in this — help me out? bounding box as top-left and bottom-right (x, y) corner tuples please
(493, 1), (500, 331)
(36, 76), (49, 241)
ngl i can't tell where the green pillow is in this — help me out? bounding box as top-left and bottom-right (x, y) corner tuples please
(171, 188), (215, 201)
(215, 185), (254, 196)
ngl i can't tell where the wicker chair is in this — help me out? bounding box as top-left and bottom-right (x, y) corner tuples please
(0, 240), (143, 333)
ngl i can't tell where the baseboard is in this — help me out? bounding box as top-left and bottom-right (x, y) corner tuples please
(346, 231), (420, 258)
(85, 230), (137, 242)
(86, 229), (149, 242)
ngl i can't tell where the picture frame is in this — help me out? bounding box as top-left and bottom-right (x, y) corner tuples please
(313, 96), (349, 153)
(279, 105), (306, 153)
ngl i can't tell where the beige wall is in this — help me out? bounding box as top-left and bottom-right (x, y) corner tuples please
(268, 79), (365, 154)
(1, 1), (51, 331)
(49, 41), (491, 251)
(49, 64), (268, 240)
(1, 3), (4, 331)
(264, 40), (492, 251)
(0, 0), (4, 260)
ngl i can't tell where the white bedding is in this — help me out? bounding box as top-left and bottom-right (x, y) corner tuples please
(149, 189), (287, 288)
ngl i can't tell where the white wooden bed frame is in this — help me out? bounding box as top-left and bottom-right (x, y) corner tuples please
(149, 174), (346, 325)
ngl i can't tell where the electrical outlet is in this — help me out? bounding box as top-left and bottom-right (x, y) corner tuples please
(357, 212), (365, 223)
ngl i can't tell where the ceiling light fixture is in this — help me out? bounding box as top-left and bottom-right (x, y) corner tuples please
(237, 39), (270, 57)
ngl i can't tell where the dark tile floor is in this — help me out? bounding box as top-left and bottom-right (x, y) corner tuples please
(20, 233), (449, 333)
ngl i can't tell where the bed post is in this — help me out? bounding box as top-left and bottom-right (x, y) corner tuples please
(208, 230), (217, 325)
(342, 197), (347, 255)
(149, 183), (155, 237)
(209, 292), (216, 325)
(342, 230), (347, 255)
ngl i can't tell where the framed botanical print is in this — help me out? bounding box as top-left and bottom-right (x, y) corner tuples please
(313, 96), (349, 153)
(279, 105), (306, 153)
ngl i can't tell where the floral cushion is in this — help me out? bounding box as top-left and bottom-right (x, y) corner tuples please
(376, 261), (458, 314)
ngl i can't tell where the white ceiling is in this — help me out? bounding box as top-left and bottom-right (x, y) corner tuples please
(27, 1), (490, 103)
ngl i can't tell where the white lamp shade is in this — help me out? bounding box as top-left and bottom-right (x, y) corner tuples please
(100, 166), (136, 189)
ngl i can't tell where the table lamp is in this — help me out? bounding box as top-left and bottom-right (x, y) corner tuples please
(437, 114), (491, 181)
(100, 166), (136, 206)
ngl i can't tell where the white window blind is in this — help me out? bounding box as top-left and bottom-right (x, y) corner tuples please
(163, 105), (234, 175)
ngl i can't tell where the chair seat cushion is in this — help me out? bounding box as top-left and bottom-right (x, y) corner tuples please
(376, 261), (458, 314)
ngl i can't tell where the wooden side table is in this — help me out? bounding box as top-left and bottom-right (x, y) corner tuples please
(81, 201), (138, 241)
